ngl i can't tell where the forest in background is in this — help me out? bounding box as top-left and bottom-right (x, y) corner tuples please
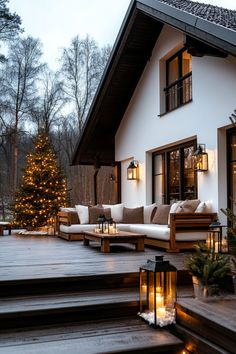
(0, 0), (117, 220)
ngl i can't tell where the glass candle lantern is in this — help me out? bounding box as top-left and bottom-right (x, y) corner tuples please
(139, 256), (177, 328)
(207, 221), (228, 254)
(106, 218), (118, 234)
(96, 215), (107, 233)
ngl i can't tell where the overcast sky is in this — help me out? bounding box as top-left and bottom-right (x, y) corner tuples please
(8, 0), (236, 71)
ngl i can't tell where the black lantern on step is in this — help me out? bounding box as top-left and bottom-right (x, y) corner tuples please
(192, 144), (208, 172)
(207, 221), (228, 254)
(139, 256), (177, 328)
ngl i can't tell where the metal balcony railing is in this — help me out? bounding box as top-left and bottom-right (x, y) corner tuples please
(164, 72), (192, 112)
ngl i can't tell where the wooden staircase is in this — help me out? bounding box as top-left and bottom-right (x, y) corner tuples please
(0, 272), (183, 354)
(0, 270), (235, 353)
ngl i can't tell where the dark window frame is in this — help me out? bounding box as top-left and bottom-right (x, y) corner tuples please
(165, 47), (192, 113)
(227, 127), (236, 211)
(152, 140), (197, 204)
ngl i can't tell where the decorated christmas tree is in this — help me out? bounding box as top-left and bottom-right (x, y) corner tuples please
(13, 132), (69, 229)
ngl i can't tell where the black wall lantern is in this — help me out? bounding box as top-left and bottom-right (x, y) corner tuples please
(192, 144), (208, 172)
(127, 160), (139, 180)
(139, 256), (177, 327)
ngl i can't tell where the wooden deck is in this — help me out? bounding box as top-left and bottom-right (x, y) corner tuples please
(0, 235), (186, 281)
(0, 235), (235, 353)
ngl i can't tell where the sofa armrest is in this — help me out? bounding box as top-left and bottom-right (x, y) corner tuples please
(169, 212), (217, 229)
(169, 212), (217, 250)
(57, 211), (80, 226)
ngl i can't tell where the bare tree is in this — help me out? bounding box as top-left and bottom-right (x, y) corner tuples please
(0, 36), (44, 193)
(59, 35), (111, 134)
(30, 69), (66, 135)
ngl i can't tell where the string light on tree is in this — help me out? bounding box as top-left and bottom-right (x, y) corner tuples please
(13, 132), (69, 230)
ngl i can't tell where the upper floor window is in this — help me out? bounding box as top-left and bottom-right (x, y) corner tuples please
(164, 48), (192, 113)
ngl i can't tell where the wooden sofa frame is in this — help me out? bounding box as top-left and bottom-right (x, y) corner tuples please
(57, 211), (84, 241)
(145, 212), (217, 252)
(57, 211), (217, 251)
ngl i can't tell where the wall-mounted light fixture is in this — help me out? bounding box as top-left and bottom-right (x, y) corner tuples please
(192, 144), (208, 172)
(127, 160), (139, 180)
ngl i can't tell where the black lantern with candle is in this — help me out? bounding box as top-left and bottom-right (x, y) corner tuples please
(207, 221), (228, 254)
(139, 256), (177, 328)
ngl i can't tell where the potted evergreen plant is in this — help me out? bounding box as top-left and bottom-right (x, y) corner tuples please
(185, 243), (230, 299)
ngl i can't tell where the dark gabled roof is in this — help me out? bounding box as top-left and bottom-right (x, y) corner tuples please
(159, 0), (236, 30)
(71, 0), (236, 166)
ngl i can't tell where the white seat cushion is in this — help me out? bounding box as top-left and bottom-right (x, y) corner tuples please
(129, 224), (170, 240)
(60, 224), (95, 234)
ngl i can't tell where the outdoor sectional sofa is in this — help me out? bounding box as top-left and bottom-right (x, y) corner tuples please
(57, 201), (217, 252)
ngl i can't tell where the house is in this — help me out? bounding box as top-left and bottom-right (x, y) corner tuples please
(71, 0), (236, 218)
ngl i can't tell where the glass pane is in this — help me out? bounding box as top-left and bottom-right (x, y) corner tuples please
(182, 74), (192, 104)
(154, 154), (163, 175)
(153, 155), (164, 204)
(167, 57), (178, 85)
(182, 50), (192, 76)
(169, 150), (180, 202)
(154, 175), (164, 204)
(184, 146), (195, 199)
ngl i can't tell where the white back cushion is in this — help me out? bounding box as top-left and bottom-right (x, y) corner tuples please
(103, 203), (124, 222)
(75, 205), (89, 224)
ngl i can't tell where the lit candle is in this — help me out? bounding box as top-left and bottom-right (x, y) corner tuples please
(156, 307), (166, 318)
(214, 241), (219, 253)
(156, 292), (164, 308)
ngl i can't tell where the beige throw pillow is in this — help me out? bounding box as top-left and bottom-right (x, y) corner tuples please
(176, 199), (200, 213)
(123, 206), (144, 224)
(89, 206), (111, 224)
(152, 204), (171, 225)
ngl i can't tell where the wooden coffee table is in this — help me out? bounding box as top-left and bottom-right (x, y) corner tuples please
(83, 230), (145, 253)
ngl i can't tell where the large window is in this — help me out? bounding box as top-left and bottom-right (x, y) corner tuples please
(153, 141), (197, 204)
(165, 48), (192, 113)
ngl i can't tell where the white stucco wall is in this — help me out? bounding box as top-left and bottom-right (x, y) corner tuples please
(115, 25), (236, 211)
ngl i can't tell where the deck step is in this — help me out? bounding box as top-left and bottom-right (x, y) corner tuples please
(0, 288), (139, 329)
(176, 296), (236, 353)
(173, 324), (232, 354)
(0, 316), (183, 354)
(0, 272), (139, 297)
(0, 270), (192, 297)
